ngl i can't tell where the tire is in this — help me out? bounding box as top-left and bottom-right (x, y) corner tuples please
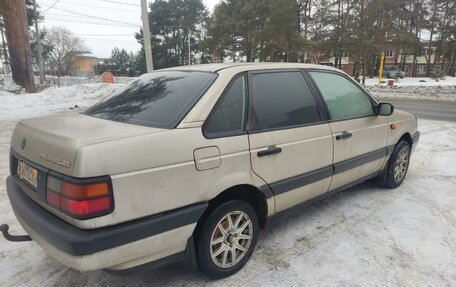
(382, 141), (411, 188)
(196, 200), (259, 279)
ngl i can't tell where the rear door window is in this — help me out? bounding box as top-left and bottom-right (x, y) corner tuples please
(250, 71), (322, 131)
(85, 71), (217, 128)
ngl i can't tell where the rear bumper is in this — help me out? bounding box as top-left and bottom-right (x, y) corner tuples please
(6, 176), (206, 271)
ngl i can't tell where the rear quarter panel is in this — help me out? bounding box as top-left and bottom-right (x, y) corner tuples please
(70, 128), (265, 229)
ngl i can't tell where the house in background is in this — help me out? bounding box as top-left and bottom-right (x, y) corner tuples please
(324, 52), (354, 76)
(71, 55), (98, 77)
(319, 41), (452, 77)
(386, 45), (450, 77)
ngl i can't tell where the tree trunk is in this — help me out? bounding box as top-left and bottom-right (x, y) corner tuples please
(411, 53), (417, 77)
(426, 2), (437, 77)
(449, 48), (456, 77)
(0, 0), (36, 92)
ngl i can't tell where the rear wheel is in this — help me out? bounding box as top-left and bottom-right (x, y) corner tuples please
(196, 200), (259, 279)
(383, 141), (411, 188)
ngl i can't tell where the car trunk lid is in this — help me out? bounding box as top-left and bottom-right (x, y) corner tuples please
(11, 112), (164, 176)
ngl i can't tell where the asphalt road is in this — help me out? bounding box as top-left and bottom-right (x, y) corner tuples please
(388, 99), (456, 122)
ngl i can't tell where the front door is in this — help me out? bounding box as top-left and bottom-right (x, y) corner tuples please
(308, 71), (389, 191)
(247, 70), (333, 213)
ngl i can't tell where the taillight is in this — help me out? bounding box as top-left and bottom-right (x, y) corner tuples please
(46, 175), (113, 219)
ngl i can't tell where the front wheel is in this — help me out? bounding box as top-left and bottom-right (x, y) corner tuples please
(196, 200), (259, 279)
(383, 141), (411, 188)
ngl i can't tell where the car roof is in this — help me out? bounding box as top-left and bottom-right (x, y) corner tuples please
(160, 62), (341, 73)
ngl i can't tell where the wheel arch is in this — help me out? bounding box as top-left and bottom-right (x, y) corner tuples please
(398, 132), (412, 147)
(196, 184), (270, 233)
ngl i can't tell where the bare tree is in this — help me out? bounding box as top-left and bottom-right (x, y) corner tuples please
(45, 26), (89, 80)
(0, 0), (36, 92)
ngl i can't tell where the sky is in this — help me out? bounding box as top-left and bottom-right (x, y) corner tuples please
(37, 0), (220, 58)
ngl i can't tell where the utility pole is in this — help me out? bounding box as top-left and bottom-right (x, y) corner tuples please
(188, 30), (191, 65)
(140, 0), (153, 72)
(33, 0), (44, 84)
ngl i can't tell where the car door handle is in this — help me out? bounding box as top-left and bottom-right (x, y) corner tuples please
(336, 132), (352, 141)
(257, 146), (282, 157)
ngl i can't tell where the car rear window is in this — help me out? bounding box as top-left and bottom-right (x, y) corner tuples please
(84, 71), (217, 128)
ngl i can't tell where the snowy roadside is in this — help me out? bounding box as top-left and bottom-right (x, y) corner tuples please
(364, 76), (456, 102)
(0, 118), (455, 286)
(0, 84), (455, 286)
(364, 76), (456, 87)
(0, 83), (121, 121)
(367, 85), (456, 102)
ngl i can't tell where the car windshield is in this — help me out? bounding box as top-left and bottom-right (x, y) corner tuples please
(84, 71), (217, 129)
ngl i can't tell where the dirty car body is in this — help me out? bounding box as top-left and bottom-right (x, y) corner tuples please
(5, 63), (419, 278)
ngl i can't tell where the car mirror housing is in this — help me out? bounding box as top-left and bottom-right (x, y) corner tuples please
(376, 103), (395, 116)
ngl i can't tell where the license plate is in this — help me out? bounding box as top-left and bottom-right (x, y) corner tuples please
(17, 161), (38, 189)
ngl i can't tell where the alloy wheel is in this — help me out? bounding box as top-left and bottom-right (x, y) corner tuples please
(209, 211), (253, 269)
(394, 147), (409, 182)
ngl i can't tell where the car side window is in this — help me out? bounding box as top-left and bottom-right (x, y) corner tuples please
(250, 71), (321, 131)
(309, 71), (374, 121)
(205, 75), (247, 138)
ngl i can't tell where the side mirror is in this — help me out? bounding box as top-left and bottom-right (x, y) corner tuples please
(376, 103), (394, 116)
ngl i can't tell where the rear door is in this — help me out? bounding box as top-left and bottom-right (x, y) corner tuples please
(247, 70), (333, 213)
(307, 70), (389, 191)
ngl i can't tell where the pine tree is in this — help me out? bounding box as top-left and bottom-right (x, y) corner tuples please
(135, 0), (208, 69)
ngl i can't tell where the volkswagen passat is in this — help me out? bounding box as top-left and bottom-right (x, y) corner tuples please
(4, 63), (419, 278)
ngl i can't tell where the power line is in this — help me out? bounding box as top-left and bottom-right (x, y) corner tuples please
(85, 39), (138, 44)
(94, 0), (140, 7)
(75, 33), (134, 36)
(46, 13), (129, 22)
(45, 17), (139, 27)
(84, 40), (139, 46)
(40, 0), (139, 13)
(79, 37), (136, 42)
(42, 0), (61, 14)
(40, 4), (141, 26)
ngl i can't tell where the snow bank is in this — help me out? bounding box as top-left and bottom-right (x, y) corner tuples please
(362, 76), (456, 102)
(39, 76), (135, 87)
(364, 76), (456, 87)
(0, 83), (122, 121)
(0, 76), (23, 94)
(366, 85), (456, 102)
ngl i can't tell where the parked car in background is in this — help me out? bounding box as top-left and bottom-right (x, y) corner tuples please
(383, 66), (406, 78)
(4, 63), (419, 279)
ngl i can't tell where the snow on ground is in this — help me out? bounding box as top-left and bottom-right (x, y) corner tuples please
(37, 75), (134, 87)
(0, 83), (121, 121)
(0, 84), (455, 286)
(363, 77), (456, 102)
(367, 85), (456, 102)
(364, 76), (456, 87)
